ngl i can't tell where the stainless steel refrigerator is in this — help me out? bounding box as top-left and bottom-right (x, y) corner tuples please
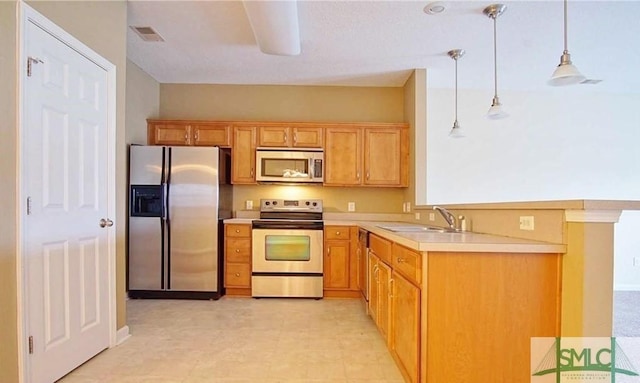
(128, 145), (232, 299)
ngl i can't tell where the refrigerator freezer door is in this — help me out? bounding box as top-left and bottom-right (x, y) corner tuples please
(168, 147), (219, 291)
(128, 146), (165, 291)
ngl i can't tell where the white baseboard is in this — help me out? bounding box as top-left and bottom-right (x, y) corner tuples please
(614, 284), (640, 291)
(115, 325), (131, 346)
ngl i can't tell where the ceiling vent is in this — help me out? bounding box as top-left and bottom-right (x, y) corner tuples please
(130, 26), (164, 42)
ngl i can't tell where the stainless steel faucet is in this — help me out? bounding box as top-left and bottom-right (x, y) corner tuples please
(433, 206), (457, 230)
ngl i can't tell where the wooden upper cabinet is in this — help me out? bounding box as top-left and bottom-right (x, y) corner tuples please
(292, 126), (323, 147)
(324, 127), (362, 186)
(192, 123), (231, 147)
(148, 121), (191, 146)
(324, 124), (408, 187)
(258, 125), (323, 148)
(364, 127), (408, 187)
(232, 126), (257, 184)
(147, 120), (231, 147)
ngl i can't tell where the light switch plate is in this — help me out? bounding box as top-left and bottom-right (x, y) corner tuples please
(519, 216), (535, 231)
(429, 213), (435, 221)
(245, 200), (253, 210)
(348, 202), (356, 212)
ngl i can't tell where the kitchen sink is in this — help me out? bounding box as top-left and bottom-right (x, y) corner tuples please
(376, 225), (458, 233)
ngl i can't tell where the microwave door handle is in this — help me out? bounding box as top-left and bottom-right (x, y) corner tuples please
(309, 158), (314, 180)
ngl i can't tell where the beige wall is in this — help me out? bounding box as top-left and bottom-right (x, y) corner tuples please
(157, 84), (408, 214)
(126, 60), (160, 145)
(159, 84), (405, 123)
(0, 2), (19, 381)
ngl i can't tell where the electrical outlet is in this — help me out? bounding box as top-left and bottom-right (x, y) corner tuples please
(429, 213), (435, 221)
(348, 202), (356, 212)
(519, 216), (535, 231)
(406, 202), (411, 212)
(402, 202), (407, 213)
(245, 200), (253, 210)
(415, 212), (421, 220)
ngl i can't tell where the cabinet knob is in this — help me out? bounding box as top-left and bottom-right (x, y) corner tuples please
(235, 229), (240, 233)
(336, 231), (340, 235)
(235, 249), (240, 253)
(235, 273), (240, 277)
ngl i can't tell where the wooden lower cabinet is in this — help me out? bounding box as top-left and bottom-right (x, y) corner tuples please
(224, 223), (252, 295)
(364, 236), (561, 383)
(368, 253), (392, 345)
(391, 271), (420, 383)
(323, 226), (359, 297)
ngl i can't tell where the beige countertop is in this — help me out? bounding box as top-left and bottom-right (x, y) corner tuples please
(224, 218), (566, 254)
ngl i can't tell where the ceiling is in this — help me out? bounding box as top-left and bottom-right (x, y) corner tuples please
(127, 1), (640, 93)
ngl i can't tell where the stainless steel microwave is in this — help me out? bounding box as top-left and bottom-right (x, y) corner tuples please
(255, 147), (324, 183)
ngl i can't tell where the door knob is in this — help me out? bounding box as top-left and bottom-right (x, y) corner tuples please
(99, 218), (114, 228)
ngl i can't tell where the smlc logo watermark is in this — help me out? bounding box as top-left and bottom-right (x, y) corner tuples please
(531, 337), (640, 383)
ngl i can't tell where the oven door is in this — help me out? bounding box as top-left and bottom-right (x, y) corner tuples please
(252, 228), (323, 273)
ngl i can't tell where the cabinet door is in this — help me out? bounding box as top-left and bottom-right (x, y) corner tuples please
(364, 128), (406, 186)
(324, 127), (362, 186)
(357, 237), (367, 297)
(148, 123), (191, 145)
(368, 254), (379, 323)
(292, 127), (323, 148)
(193, 123), (231, 146)
(258, 126), (290, 147)
(232, 126), (256, 184)
(377, 260), (392, 345)
(391, 271), (420, 383)
(324, 240), (350, 289)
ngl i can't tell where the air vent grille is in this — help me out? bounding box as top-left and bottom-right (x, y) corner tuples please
(130, 26), (164, 42)
(580, 79), (603, 85)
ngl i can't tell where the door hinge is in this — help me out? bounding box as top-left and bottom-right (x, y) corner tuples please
(28, 336), (33, 354)
(26, 196), (32, 215)
(27, 56), (44, 77)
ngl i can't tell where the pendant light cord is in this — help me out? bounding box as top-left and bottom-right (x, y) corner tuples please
(563, 0), (569, 53)
(493, 15), (498, 99)
(454, 57), (458, 122)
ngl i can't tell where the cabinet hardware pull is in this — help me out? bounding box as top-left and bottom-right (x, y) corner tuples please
(366, 171), (370, 180)
(195, 131), (199, 141)
(356, 171), (360, 180)
(389, 279), (394, 298)
(284, 133), (288, 143)
(327, 248), (331, 256)
(293, 133), (297, 144)
(250, 168), (254, 177)
(397, 257), (405, 263)
(235, 273), (240, 277)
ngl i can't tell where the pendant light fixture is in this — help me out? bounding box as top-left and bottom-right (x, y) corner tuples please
(548, 0), (585, 86)
(483, 4), (508, 120)
(448, 49), (465, 138)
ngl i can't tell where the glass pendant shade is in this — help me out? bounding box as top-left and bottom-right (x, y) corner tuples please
(449, 120), (465, 138)
(548, 53), (585, 86)
(487, 96), (509, 119)
(549, 0), (585, 86)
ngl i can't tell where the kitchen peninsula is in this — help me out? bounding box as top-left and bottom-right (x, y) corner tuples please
(225, 216), (565, 383)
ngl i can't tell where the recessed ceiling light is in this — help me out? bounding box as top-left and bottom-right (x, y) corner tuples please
(424, 2), (446, 15)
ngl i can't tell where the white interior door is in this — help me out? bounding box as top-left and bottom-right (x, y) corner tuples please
(22, 13), (112, 383)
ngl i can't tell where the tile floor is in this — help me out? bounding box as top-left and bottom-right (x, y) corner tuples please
(58, 297), (404, 383)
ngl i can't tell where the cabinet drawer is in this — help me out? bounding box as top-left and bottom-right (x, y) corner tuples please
(324, 226), (351, 240)
(225, 263), (251, 288)
(370, 234), (392, 265)
(226, 224), (251, 237)
(226, 238), (251, 263)
(392, 244), (422, 286)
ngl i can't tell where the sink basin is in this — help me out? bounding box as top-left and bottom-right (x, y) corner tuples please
(376, 225), (455, 233)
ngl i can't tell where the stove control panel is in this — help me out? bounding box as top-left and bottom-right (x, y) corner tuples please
(260, 199), (323, 213)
